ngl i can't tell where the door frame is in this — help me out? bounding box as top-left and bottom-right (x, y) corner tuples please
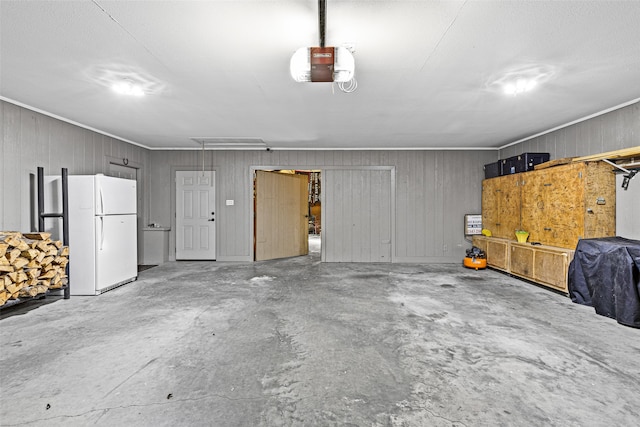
(248, 165), (395, 263)
(170, 166), (217, 261)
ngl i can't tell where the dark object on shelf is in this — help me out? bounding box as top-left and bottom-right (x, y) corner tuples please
(501, 153), (550, 175)
(483, 161), (501, 179)
(568, 237), (640, 328)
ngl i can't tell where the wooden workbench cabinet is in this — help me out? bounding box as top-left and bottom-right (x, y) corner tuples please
(472, 236), (574, 293)
(482, 161), (615, 249)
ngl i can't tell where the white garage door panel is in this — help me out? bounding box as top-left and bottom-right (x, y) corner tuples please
(324, 169), (392, 263)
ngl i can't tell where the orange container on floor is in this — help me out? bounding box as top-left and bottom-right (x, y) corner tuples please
(463, 256), (487, 270)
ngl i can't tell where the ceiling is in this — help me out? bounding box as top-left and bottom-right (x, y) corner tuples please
(1, 0), (639, 151)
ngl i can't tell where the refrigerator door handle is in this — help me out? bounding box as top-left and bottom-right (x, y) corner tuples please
(99, 187), (105, 215)
(99, 216), (104, 251)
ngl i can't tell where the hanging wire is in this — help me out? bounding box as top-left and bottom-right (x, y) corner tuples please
(338, 77), (358, 93)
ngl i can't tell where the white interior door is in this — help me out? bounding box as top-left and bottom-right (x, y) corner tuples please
(176, 170), (216, 260)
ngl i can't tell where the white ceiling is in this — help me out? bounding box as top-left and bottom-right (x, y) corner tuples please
(1, 0), (639, 150)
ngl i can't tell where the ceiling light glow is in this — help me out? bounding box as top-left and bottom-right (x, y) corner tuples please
(503, 78), (537, 96)
(487, 64), (556, 97)
(111, 80), (145, 96)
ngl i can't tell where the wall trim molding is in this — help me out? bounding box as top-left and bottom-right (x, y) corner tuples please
(499, 98), (640, 150)
(0, 96), (151, 150)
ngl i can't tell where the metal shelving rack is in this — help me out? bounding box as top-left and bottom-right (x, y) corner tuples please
(38, 166), (71, 300)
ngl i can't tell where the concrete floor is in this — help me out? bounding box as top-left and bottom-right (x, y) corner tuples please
(1, 243), (639, 426)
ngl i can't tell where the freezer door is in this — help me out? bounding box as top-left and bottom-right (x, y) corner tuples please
(95, 175), (137, 215)
(95, 214), (137, 292)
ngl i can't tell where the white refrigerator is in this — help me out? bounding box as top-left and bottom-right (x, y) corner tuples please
(46, 174), (138, 295)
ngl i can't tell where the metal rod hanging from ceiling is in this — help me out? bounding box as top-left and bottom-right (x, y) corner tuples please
(318, 0), (326, 47)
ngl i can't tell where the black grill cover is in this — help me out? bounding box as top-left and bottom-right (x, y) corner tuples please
(568, 237), (640, 328)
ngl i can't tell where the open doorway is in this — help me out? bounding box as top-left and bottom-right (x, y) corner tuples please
(253, 169), (322, 261)
(307, 171), (321, 255)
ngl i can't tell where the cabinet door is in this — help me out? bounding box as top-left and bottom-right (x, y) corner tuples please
(482, 175), (521, 239)
(521, 163), (584, 248)
(583, 161), (616, 239)
(482, 178), (500, 235)
(533, 249), (572, 292)
(496, 174), (521, 238)
(510, 244), (535, 280)
(486, 239), (509, 270)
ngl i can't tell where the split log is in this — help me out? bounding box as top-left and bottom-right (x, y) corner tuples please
(26, 269), (41, 279)
(39, 270), (57, 280)
(22, 232), (52, 241)
(12, 257), (29, 270)
(41, 256), (55, 266)
(0, 243), (8, 258)
(21, 249), (40, 260)
(3, 236), (29, 251)
(54, 257), (69, 267)
(6, 283), (21, 294)
(7, 271), (28, 284)
(36, 241), (51, 252)
(7, 249), (21, 264)
(0, 291), (9, 305)
(19, 286), (39, 298)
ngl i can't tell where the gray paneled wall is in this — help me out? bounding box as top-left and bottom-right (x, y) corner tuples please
(149, 149), (497, 262)
(1, 100), (151, 259)
(499, 102), (638, 159)
(499, 101), (639, 238)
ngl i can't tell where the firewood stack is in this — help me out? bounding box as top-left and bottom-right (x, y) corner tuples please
(0, 232), (69, 306)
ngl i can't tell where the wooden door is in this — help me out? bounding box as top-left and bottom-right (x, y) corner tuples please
(176, 171), (216, 260)
(323, 169), (392, 262)
(255, 171), (308, 261)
